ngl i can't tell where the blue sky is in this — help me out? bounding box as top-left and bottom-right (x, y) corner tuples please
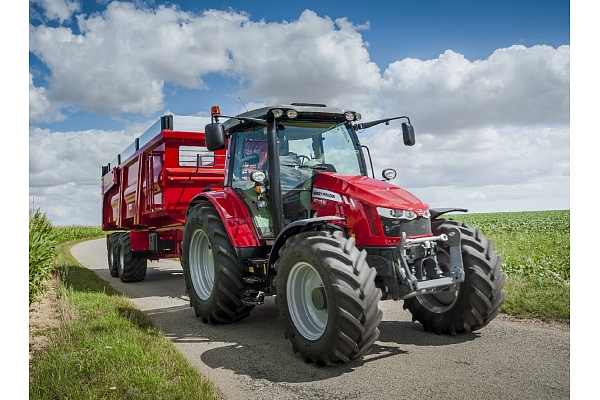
(27, 0), (571, 225)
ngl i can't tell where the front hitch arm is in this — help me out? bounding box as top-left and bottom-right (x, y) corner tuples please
(395, 227), (464, 298)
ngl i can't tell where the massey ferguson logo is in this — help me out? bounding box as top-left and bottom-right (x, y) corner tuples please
(312, 188), (342, 203)
(415, 209), (424, 217)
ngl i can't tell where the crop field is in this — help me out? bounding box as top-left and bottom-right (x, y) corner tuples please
(443, 210), (570, 281)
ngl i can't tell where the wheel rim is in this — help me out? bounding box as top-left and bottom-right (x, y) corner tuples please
(286, 261), (328, 340)
(189, 229), (215, 301)
(417, 250), (459, 312)
(418, 288), (459, 312)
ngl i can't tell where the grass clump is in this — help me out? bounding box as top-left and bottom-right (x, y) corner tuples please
(29, 209), (57, 304)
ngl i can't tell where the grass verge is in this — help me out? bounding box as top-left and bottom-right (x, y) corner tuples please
(502, 277), (570, 322)
(29, 241), (220, 400)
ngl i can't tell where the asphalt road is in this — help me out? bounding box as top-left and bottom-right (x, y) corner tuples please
(72, 238), (570, 400)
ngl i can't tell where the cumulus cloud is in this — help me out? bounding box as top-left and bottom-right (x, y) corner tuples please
(361, 124), (569, 212)
(28, 125), (147, 225)
(29, 3), (379, 117)
(29, 126), (138, 187)
(31, 0), (81, 23)
(29, 73), (66, 123)
(380, 45), (570, 133)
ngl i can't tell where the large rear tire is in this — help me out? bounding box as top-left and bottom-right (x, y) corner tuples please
(403, 219), (506, 334)
(107, 233), (120, 277)
(180, 202), (253, 323)
(116, 233), (147, 283)
(274, 230), (382, 366)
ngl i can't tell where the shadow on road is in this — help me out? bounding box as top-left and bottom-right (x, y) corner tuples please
(86, 244), (480, 384)
(144, 294), (479, 383)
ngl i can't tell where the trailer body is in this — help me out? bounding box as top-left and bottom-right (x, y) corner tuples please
(102, 115), (227, 260)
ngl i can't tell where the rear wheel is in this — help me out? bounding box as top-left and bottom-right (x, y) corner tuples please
(181, 202), (253, 323)
(403, 220), (506, 334)
(274, 230), (382, 366)
(107, 233), (120, 277)
(116, 233), (147, 283)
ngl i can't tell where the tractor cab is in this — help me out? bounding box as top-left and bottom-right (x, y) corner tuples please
(206, 103), (414, 240)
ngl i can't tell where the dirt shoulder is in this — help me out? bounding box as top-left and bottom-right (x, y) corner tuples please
(29, 276), (61, 361)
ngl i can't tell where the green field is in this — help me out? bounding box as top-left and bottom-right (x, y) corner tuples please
(443, 210), (570, 321)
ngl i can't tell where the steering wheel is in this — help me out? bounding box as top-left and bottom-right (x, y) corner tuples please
(297, 155), (310, 165)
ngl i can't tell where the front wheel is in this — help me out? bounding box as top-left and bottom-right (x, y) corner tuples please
(403, 219), (506, 334)
(180, 202), (253, 323)
(274, 231), (382, 366)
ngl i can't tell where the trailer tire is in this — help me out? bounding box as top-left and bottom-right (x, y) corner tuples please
(107, 233), (120, 277)
(116, 233), (147, 283)
(403, 219), (506, 334)
(181, 202), (253, 323)
(274, 230), (382, 366)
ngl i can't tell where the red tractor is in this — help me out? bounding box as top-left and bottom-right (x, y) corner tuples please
(102, 103), (505, 366)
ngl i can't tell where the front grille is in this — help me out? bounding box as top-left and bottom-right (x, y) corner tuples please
(380, 216), (432, 237)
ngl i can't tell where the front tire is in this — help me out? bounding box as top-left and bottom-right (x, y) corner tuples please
(116, 233), (147, 283)
(274, 231), (382, 366)
(403, 219), (506, 334)
(180, 202), (253, 323)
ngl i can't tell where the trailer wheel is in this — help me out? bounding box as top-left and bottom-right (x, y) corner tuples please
(107, 233), (120, 277)
(403, 220), (506, 334)
(181, 202), (253, 323)
(274, 230), (382, 366)
(116, 233), (147, 283)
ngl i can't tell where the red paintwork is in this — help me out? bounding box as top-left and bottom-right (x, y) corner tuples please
(102, 128), (228, 256)
(311, 173), (430, 247)
(197, 187), (263, 248)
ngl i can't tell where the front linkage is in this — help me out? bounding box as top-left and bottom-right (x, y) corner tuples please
(395, 226), (464, 299)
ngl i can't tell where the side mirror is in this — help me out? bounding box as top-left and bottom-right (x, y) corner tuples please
(205, 123), (226, 151)
(402, 122), (415, 146)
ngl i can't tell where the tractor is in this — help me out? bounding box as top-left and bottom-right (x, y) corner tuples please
(178, 103), (506, 365)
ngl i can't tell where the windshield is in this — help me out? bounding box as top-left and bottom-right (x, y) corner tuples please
(230, 120), (365, 237)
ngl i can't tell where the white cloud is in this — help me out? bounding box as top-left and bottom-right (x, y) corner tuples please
(31, 0), (81, 23)
(29, 73), (66, 123)
(380, 45), (570, 133)
(362, 124), (569, 212)
(29, 4), (380, 116)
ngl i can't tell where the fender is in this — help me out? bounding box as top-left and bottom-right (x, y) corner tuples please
(267, 216), (345, 268)
(187, 187), (263, 248)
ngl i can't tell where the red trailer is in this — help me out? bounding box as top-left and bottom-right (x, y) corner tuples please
(102, 115), (227, 281)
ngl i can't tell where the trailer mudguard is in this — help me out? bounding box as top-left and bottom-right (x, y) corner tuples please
(188, 186), (263, 248)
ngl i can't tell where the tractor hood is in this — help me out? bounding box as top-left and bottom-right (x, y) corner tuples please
(312, 173), (428, 212)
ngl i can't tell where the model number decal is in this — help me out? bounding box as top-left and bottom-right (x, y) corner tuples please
(312, 188), (342, 203)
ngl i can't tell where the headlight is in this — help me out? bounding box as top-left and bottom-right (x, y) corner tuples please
(272, 109), (283, 118)
(382, 168), (397, 180)
(250, 170), (266, 183)
(376, 207), (427, 220)
(286, 110), (298, 119)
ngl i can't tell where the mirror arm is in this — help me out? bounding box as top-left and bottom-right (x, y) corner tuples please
(356, 116), (410, 130)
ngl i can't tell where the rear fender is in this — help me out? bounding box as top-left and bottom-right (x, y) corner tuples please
(187, 187), (262, 248)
